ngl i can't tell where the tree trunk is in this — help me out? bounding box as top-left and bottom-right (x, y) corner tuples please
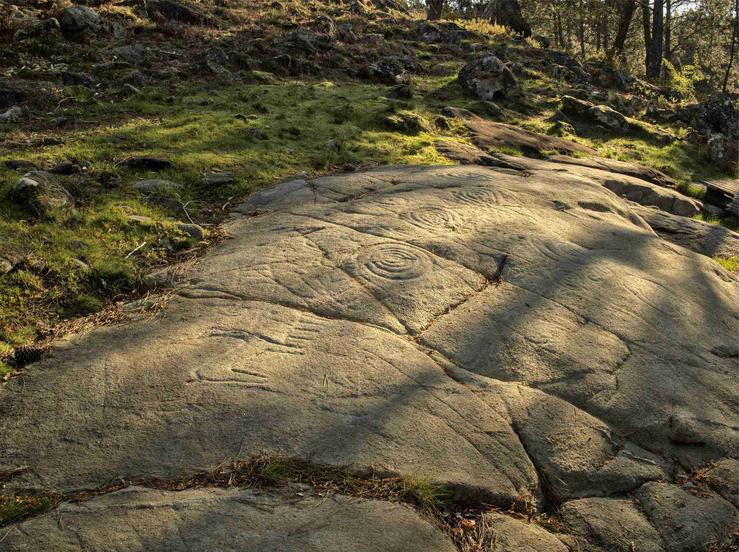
(427, 0), (444, 20)
(647, 0), (664, 78)
(642, 1), (653, 76)
(577, 0), (585, 59)
(723, 0), (739, 92)
(610, 0), (636, 60)
(554, 9), (565, 48)
(664, 0), (672, 62)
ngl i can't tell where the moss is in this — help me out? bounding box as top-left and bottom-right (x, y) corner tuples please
(71, 294), (104, 315)
(0, 359), (11, 379)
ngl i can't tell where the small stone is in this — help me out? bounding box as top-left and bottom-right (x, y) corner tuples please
(325, 139), (340, 152)
(60, 71), (96, 87)
(0, 258), (13, 276)
(247, 127), (268, 140)
(70, 258), (90, 270)
(0, 106), (23, 123)
(383, 112), (427, 135)
(118, 157), (175, 171)
(134, 179), (182, 195)
(4, 159), (36, 170)
(178, 223), (206, 241)
(50, 160), (81, 175)
(126, 214), (155, 225)
(10, 171), (73, 218)
(203, 172), (235, 186)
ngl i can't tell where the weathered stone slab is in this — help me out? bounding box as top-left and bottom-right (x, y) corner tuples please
(0, 487), (457, 552)
(0, 165), (736, 548)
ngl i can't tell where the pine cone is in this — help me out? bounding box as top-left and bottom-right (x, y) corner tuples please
(12, 345), (44, 367)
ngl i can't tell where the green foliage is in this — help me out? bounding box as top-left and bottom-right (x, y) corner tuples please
(660, 60), (696, 101)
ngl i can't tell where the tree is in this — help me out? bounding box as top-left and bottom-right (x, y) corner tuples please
(610, 0), (637, 60)
(481, 0), (532, 36)
(642, 0), (664, 79)
(427, 0), (446, 19)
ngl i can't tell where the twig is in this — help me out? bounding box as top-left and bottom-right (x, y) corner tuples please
(125, 242), (147, 259)
(0, 528), (15, 545)
(180, 201), (196, 225)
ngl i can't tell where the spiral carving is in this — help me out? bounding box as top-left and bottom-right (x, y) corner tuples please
(358, 243), (429, 281)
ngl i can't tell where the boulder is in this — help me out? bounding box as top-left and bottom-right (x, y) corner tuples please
(0, 487), (457, 552)
(458, 54), (521, 101)
(678, 93), (739, 140)
(0, 106), (23, 123)
(631, 205), (739, 258)
(637, 482), (737, 551)
(60, 71), (96, 87)
(146, 0), (207, 24)
(561, 95), (630, 133)
(560, 497), (664, 552)
(313, 15), (337, 38)
(416, 21), (472, 44)
(0, 84), (27, 109)
(284, 28), (321, 55)
(706, 133), (739, 171)
(701, 458), (739, 507)
(442, 109), (593, 157)
(203, 172), (235, 186)
(365, 56), (414, 84)
(58, 5), (104, 39)
(545, 51), (591, 82)
(383, 112), (428, 134)
(9, 171), (73, 217)
(479, 513), (567, 551)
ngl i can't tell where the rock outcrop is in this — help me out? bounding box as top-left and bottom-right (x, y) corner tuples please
(458, 54), (521, 101)
(1, 165), (736, 550)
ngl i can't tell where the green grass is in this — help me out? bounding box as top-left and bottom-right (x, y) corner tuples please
(0, 494), (58, 526)
(714, 255), (739, 272)
(0, 359), (11, 379)
(0, 78), (458, 349)
(399, 476), (450, 509)
(2, 65), (735, 351)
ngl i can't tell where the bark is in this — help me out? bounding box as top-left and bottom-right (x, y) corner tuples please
(642, 1), (653, 75)
(664, 0), (672, 62)
(723, 0), (739, 92)
(611, 0), (637, 60)
(427, 0), (444, 20)
(579, 0), (586, 57)
(648, 0), (664, 79)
